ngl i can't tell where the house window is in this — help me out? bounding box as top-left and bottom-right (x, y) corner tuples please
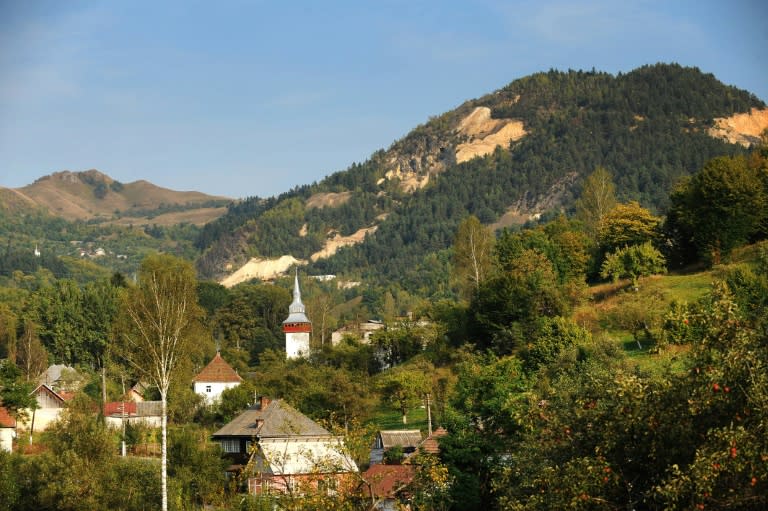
(205, 385), (211, 393)
(220, 439), (240, 453)
(318, 477), (338, 495)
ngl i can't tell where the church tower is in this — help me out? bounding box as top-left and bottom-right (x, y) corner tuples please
(283, 270), (311, 359)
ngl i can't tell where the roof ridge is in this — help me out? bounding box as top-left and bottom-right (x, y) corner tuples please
(193, 352), (243, 383)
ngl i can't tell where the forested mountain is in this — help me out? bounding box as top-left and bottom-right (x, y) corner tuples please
(196, 64), (766, 292)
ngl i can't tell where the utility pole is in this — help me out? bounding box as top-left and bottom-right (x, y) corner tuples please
(426, 393), (433, 437)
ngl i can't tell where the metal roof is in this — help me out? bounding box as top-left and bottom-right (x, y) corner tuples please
(212, 398), (330, 439)
(283, 271), (310, 324)
(377, 430), (423, 449)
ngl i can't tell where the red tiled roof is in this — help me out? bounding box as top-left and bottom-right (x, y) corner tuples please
(419, 427), (448, 454)
(363, 464), (416, 498)
(104, 401), (138, 416)
(193, 352), (243, 383)
(58, 391), (76, 402)
(0, 407), (16, 428)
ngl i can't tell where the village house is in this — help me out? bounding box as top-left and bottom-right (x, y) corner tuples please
(418, 426), (448, 456)
(23, 383), (75, 433)
(331, 319), (385, 345)
(192, 352), (242, 405)
(0, 407), (16, 452)
(212, 396), (358, 495)
(38, 364), (82, 392)
(103, 400), (163, 429)
(370, 429), (423, 465)
(126, 381), (147, 402)
(361, 463), (416, 511)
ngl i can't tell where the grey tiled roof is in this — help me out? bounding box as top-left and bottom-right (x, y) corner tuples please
(378, 430), (423, 449)
(212, 399), (330, 439)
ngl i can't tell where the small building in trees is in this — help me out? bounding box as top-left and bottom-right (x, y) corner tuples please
(283, 271), (311, 359)
(192, 352), (242, 405)
(361, 463), (416, 511)
(0, 407), (16, 452)
(212, 396), (358, 495)
(103, 400), (163, 428)
(127, 381), (148, 402)
(331, 319), (385, 345)
(38, 364), (83, 393)
(23, 383), (75, 432)
(370, 430), (423, 465)
(418, 426), (448, 457)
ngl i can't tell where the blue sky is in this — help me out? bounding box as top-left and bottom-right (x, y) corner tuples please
(1, 0), (766, 199)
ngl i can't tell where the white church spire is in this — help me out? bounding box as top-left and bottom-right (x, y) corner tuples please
(285, 269), (310, 323)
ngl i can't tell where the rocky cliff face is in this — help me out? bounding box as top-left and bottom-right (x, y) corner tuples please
(709, 108), (768, 147)
(379, 104), (528, 192)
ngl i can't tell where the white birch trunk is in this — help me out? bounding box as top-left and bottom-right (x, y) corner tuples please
(161, 395), (168, 511)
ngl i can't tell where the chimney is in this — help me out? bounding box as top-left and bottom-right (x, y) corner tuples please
(259, 396), (271, 409)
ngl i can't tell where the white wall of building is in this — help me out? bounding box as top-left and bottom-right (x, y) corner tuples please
(286, 332), (310, 359)
(19, 408), (63, 433)
(0, 428), (15, 452)
(194, 381), (241, 405)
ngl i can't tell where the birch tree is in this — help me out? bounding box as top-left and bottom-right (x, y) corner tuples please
(118, 254), (202, 511)
(576, 166), (617, 239)
(453, 215), (494, 301)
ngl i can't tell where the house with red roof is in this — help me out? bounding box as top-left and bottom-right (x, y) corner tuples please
(418, 426), (448, 455)
(192, 352), (242, 405)
(361, 464), (416, 511)
(0, 407), (16, 452)
(103, 400), (163, 429)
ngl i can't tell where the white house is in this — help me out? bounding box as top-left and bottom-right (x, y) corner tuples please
(23, 384), (75, 433)
(211, 397), (358, 495)
(192, 352), (242, 404)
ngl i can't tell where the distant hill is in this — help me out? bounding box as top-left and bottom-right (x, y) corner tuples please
(196, 64), (767, 293)
(5, 169), (231, 226)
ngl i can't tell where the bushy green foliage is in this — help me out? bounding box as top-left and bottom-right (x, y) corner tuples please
(0, 359), (37, 421)
(600, 241), (666, 286)
(521, 316), (591, 371)
(168, 425), (229, 508)
(212, 283), (291, 364)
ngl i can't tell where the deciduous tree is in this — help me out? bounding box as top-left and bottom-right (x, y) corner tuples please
(598, 201), (661, 254)
(600, 241), (666, 288)
(117, 253), (204, 511)
(453, 215), (494, 300)
(575, 166), (617, 239)
(377, 362), (432, 425)
(666, 155), (767, 265)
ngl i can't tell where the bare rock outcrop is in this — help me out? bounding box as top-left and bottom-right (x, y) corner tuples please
(708, 108), (768, 147)
(455, 107), (527, 163)
(219, 255), (305, 288)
